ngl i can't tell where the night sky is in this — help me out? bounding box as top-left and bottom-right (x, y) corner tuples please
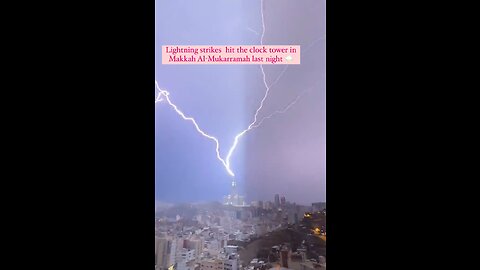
(155, 0), (325, 205)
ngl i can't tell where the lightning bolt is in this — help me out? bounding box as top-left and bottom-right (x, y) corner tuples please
(251, 88), (311, 129)
(156, 0), (320, 177)
(156, 79), (311, 177)
(246, 27), (260, 36)
(155, 81), (233, 176)
(221, 0), (267, 172)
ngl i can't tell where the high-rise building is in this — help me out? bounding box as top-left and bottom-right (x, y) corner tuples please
(183, 238), (203, 259)
(224, 255), (239, 270)
(265, 201), (273, 210)
(156, 237), (176, 270)
(223, 179), (245, 206)
(280, 196), (286, 207)
(312, 202), (326, 212)
(175, 248), (195, 264)
(224, 245), (238, 255)
(274, 194), (280, 208)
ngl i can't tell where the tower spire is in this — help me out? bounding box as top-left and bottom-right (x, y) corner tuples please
(223, 178), (245, 206)
(231, 179), (237, 196)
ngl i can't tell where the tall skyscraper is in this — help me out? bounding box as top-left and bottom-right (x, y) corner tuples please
(223, 179), (245, 206)
(156, 237), (176, 270)
(280, 196), (286, 207)
(274, 194), (280, 208)
(231, 179), (237, 196)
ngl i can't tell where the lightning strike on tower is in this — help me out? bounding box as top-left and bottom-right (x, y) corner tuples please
(155, 0), (312, 183)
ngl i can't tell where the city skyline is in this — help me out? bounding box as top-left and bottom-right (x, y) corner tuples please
(156, 191), (325, 208)
(155, 185), (327, 270)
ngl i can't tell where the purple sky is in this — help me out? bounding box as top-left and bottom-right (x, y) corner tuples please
(155, 0), (325, 205)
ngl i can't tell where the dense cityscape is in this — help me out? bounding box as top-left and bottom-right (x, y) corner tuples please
(155, 180), (326, 270)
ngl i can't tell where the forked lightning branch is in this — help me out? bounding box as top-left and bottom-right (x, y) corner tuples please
(155, 0), (312, 179)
